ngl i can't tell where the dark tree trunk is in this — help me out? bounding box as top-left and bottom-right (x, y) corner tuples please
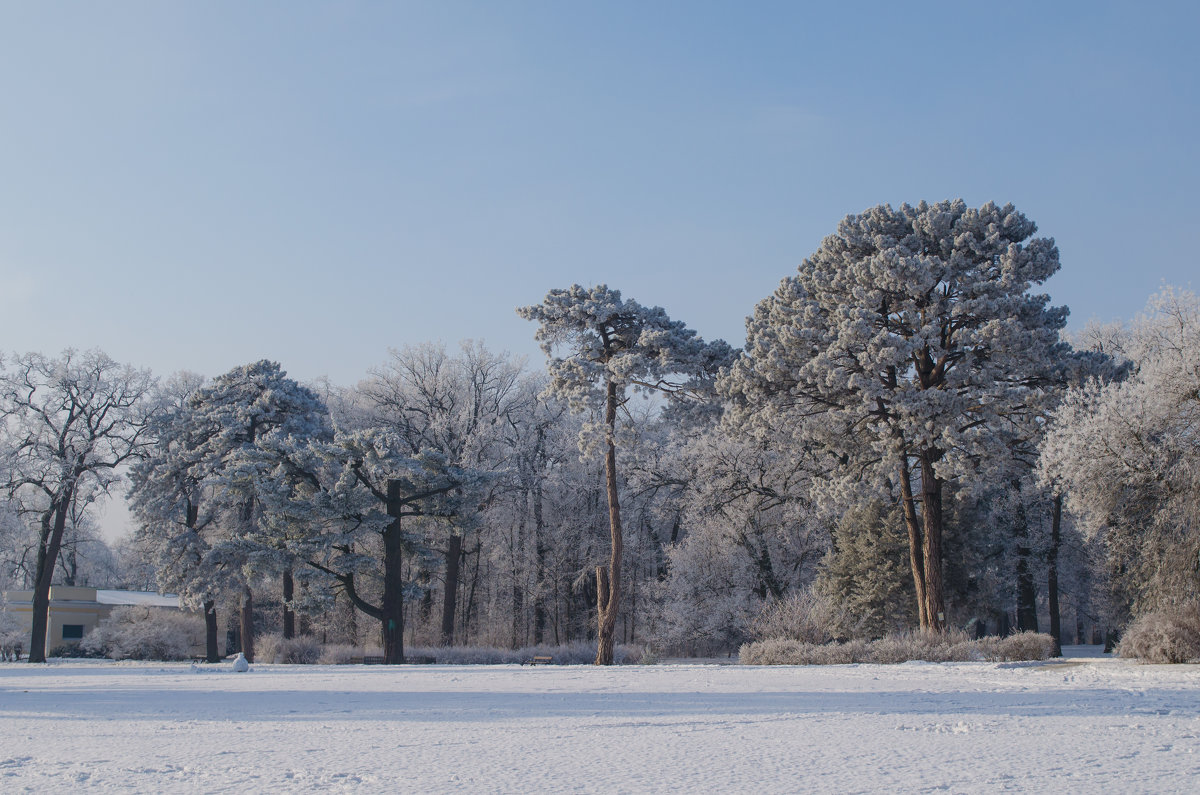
(511, 514), (525, 649)
(382, 479), (406, 664)
(63, 543), (78, 587)
(1047, 493), (1063, 656)
(282, 569), (295, 640)
(204, 600), (220, 662)
(240, 587), (256, 662)
(1014, 493), (1039, 633)
(533, 471), (547, 645)
(998, 611), (1011, 637)
(596, 378), (623, 665)
(919, 451), (946, 632)
(464, 542), (482, 645)
(29, 498), (72, 663)
(440, 534), (462, 646)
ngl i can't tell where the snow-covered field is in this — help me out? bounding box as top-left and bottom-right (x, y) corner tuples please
(2, 647), (1198, 793)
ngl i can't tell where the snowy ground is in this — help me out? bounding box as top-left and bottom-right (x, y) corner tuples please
(2, 647), (1198, 793)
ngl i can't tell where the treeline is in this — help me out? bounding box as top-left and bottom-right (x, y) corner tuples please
(3, 200), (1197, 664)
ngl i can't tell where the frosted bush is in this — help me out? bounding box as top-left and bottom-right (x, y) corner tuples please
(1, 608), (23, 661)
(257, 634), (322, 664)
(869, 630), (974, 664)
(741, 630), (1056, 665)
(405, 642), (644, 665)
(1119, 605), (1200, 663)
(318, 644), (382, 665)
(810, 639), (870, 665)
(740, 638), (807, 665)
(984, 631), (1058, 662)
(749, 590), (852, 645)
(1, 629), (24, 661)
(80, 606), (203, 661)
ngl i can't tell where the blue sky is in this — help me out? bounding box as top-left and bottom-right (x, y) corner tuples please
(2, 1), (1196, 386)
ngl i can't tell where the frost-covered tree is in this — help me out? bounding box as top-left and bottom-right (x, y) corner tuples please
(0, 350), (155, 662)
(184, 361), (331, 661)
(355, 342), (529, 645)
(816, 500), (915, 638)
(270, 430), (480, 664)
(647, 428), (822, 652)
(722, 201), (1070, 631)
(1041, 287), (1200, 616)
(127, 372), (233, 662)
(519, 285), (732, 664)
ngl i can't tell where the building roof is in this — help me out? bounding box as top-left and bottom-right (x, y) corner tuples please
(94, 590), (180, 608)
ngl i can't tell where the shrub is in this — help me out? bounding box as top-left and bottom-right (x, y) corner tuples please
(403, 642), (644, 665)
(48, 643), (107, 659)
(1118, 604), (1200, 663)
(80, 606), (204, 661)
(740, 629), (1057, 665)
(979, 631), (1059, 662)
(868, 630), (975, 664)
(318, 643), (377, 665)
(749, 590), (854, 645)
(257, 634), (323, 664)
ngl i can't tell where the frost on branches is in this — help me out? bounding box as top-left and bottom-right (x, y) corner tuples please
(1, 350), (155, 662)
(1041, 287), (1200, 615)
(518, 285), (732, 663)
(721, 200), (1071, 631)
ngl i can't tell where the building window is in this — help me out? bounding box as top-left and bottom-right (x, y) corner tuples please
(62, 625), (84, 640)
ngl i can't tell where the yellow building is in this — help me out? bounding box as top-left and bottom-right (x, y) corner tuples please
(2, 586), (183, 651)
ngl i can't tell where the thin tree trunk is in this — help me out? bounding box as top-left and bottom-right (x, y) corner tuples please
(595, 378), (623, 665)
(440, 534), (462, 646)
(898, 461), (929, 630)
(240, 587), (255, 662)
(511, 514), (525, 649)
(204, 600), (220, 662)
(919, 451), (946, 632)
(1047, 493), (1063, 657)
(533, 470), (547, 645)
(282, 569), (295, 640)
(64, 543), (78, 587)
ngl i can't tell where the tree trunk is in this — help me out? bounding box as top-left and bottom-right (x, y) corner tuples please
(919, 451), (946, 632)
(511, 514), (525, 649)
(29, 498), (72, 663)
(63, 543), (78, 587)
(282, 569), (295, 640)
(440, 534), (462, 646)
(240, 587), (255, 662)
(596, 565), (614, 665)
(204, 600), (220, 662)
(382, 479), (406, 664)
(898, 461), (929, 630)
(596, 378), (623, 665)
(1014, 491), (1039, 633)
(1047, 493), (1063, 657)
(533, 471), (547, 646)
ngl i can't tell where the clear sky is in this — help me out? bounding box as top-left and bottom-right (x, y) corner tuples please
(2, 1), (1196, 388)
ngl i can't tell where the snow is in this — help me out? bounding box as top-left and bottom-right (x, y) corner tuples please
(94, 590), (180, 608)
(2, 647), (1198, 793)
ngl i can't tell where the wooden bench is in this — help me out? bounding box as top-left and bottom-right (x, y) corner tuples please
(362, 655), (386, 665)
(526, 655), (553, 666)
